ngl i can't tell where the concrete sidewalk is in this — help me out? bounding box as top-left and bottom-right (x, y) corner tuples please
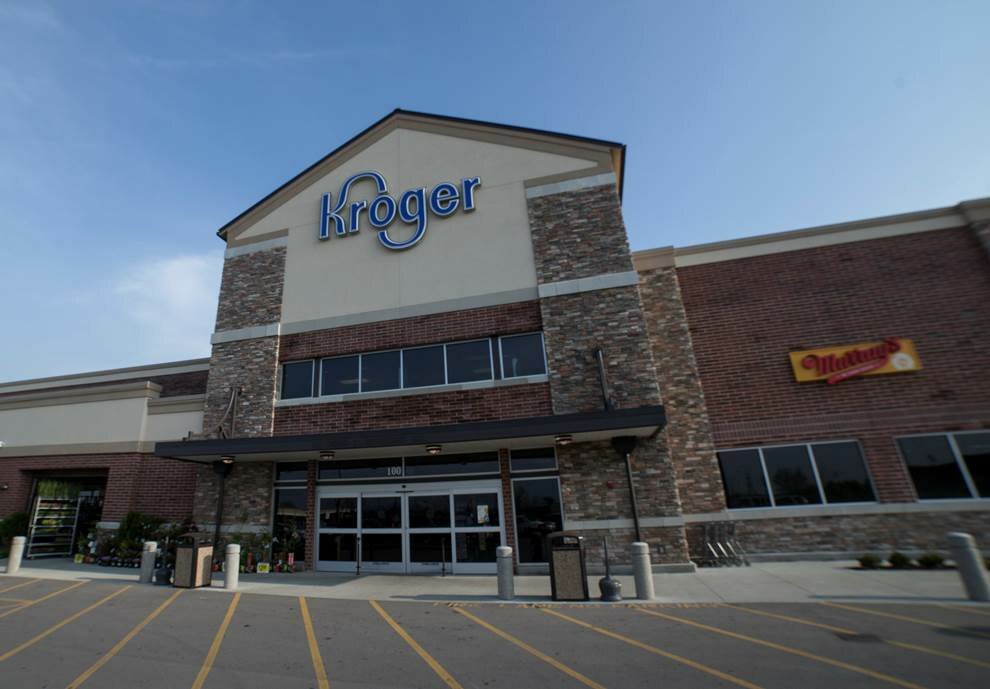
(2, 557), (979, 604)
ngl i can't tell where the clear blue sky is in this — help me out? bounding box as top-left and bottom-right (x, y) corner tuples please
(1, 1), (987, 381)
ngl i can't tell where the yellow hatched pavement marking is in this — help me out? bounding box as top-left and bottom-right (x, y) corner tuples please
(936, 603), (990, 618)
(0, 579), (40, 596)
(190, 592), (240, 689)
(724, 604), (990, 671)
(65, 589), (184, 689)
(0, 581), (87, 620)
(636, 606), (929, 689)
(822, 602), (990, 640)
(455, 607), (608, 689)
(0, 585), (130, 662)
(299, 597), (330, 689)
(370, 600), (463, 689)
(542, 608), (764, 689)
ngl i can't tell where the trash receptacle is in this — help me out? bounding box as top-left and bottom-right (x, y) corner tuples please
(547, 532), (589, 601)
(174, 533), (213, 588)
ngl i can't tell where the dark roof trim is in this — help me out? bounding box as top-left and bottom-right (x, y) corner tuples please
(216, 108), (626, 239)
(154, 405), (664, 459)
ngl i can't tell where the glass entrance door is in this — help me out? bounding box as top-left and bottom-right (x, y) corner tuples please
(316, 481), (505, 574)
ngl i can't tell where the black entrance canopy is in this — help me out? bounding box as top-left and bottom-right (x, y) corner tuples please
(154, 406), (665, 464)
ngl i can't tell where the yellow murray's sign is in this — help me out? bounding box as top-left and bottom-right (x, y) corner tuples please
(790, 337), (922, 385)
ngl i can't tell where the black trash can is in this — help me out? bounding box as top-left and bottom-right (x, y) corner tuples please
(173, 533), (214, 588)
(546, 532), (589, 601)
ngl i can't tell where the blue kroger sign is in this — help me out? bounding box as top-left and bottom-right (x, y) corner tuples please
(319, 172), (481, 250)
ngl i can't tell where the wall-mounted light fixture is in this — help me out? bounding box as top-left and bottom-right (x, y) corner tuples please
(425, 444), (442, 456)
(320, 450), (335, 461)
(555, 434), (573, 446)
(220, 455), (235, 465)
(0, 483), (8, 491)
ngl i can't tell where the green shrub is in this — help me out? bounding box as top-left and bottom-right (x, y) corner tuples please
(888, 552), (912, 569)
(118, 512), (164, 544)
(0, 512), (29, 543)
(917, 553), (944, 569)
(858, 553), (881, 569)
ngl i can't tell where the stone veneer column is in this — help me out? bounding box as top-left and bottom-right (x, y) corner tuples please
(526, 180), (691, 566)
(193, 245), (287, 530)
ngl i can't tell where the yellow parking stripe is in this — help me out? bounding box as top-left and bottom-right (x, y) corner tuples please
(936, 603), (990, 618)
(0, 581), (87, 620)
(190, 592), (240, 689)
(543, 608), (764, 689)
(822, 602), (990, 640)
(65, 589), (184, 689)
(0, 586), (130, 662)
(456, 608), (608, 689)
(0, 579), (40, 595)
(725, 604), (990, 670)
(636, 606), (928, 689)
(299, 597), (330, 689)
(370, 600), (464, 689)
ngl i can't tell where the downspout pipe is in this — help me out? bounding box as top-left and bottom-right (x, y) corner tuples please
(212, 460), (233, 547)
(612, 436), (641, 543)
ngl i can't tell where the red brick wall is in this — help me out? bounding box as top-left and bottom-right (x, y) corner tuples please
(676, 227), (990, 503)
(274, 383), (552, 435)
(0, 454), (196, 521)
(279, 300), (542, 361)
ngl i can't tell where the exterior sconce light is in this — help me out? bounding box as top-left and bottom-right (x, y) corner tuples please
(320, 450), (335, 461)
(0, 483), (8, 491)
(555, 434), (573, 446)
(220, 455), (235, 465)
(425, 444), (442, 456)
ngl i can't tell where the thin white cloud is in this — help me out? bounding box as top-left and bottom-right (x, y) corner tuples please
(113, 252), (223, 362)
(0, 3), (64, 32)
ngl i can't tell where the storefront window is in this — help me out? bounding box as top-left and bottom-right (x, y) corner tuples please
(762, 446), (822, 506)
(812, 442), (875, 502)
(402, 346), (445, 388)
(404, 452), (500, 477)
(275, 462), (307, 482)
(361, 350), (400, 392)
(499, 333), (546, 378)
(956, 433), (990, 497)
(272, 488), (306, 566)
(320, 355), (359, 395)
(718, 449), (772, 509)
(281, 361), (314, 399)
(510, 447), (557, 473)
(897, 434), (980, 499)
(454, 493), (500, 527)
(512, 477), (562, 563)
(319, 458), (402, 481)
(445, 340), (492, 383)
(718, 441), (876, 508)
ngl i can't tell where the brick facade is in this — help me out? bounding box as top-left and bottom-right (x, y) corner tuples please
(202, 246), (286, 438)
(639, 264), (726, 515)
(528, 182), (692, 566)
(274, 383), (551, 435)
(0, 453), (195, 522)
(192, 461), (274, 528)
(279, 301), (542, 362)
(676, 227), (990, 509)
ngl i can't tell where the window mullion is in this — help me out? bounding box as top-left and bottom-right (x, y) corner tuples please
(357, 355), (363, 394)
(947, 433), (980, 498)
(806, 444), (829, 504)
(442, 345), (449, 385)
(758, 449), (776, 507)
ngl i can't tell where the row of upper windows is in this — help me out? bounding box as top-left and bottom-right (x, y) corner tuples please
(280, 332), (547, 400)
(717, 431), (990, 509)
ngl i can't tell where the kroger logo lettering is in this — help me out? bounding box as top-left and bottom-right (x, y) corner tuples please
(319, 171), (481, 250)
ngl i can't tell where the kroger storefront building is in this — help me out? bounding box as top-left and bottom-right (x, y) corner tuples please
(1, 110), (989, 573)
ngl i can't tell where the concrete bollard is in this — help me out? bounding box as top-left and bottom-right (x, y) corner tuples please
(947, 532), (990, 602)
(139, 541), (158, 584)
(631, 542), (655, 600)
(6, 536), (26, 575)
(224, 544), (240, 590)
(496, 546), (514, 600)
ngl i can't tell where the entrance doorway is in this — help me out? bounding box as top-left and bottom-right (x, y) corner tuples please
(316, 480), (504, 574)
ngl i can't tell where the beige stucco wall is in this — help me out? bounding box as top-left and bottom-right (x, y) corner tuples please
(0, 399), (203, 449)
(236, 128), (599, 327)
(143, 410), (204, 442)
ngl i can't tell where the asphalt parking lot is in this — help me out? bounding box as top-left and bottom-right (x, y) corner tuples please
(0, 576), (987, 689)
